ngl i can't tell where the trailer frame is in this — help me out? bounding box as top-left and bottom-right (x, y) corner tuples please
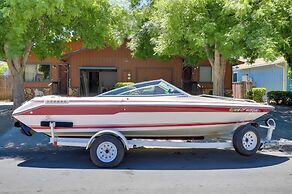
(49, 118), (292, 151)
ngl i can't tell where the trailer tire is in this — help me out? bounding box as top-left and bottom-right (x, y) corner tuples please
(90, 135), (125, 168)
(233, 125), (260, 156)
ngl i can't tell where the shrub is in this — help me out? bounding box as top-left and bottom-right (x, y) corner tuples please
(251, 88), (266, 102)
(224, 91), (233, 97)
(114, 82), (134, 88)
(246, 90), (253, 100)
(267, 91), (285, 104)
(267, 91), (292, 105)
(286, 92), (292, 105)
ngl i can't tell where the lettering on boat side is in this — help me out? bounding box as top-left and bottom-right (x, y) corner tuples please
(45, 99), (69, 104)
(229, 108), (260, 112)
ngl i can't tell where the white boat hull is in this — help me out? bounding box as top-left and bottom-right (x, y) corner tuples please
(13, 99), (270, 139)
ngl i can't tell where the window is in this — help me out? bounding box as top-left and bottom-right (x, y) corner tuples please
(199, 66), (212, 82)
(24, 64), (51, 82)
(233, 73), (238, 82)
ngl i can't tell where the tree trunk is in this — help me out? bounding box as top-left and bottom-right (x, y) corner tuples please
(212, 49), (226, 96)
(204, 44), (227, 96)
(4, 42), (33, 109)
(11, 69), (25, 108)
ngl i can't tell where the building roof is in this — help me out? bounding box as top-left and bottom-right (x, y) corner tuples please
(233, 57), (286, 70)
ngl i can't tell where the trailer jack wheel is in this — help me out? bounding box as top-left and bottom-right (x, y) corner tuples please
(233, 125), (260, 156)
(90, 135), (125, 168)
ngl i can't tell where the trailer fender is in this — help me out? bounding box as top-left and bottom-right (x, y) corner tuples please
(86, 130), (129, 150)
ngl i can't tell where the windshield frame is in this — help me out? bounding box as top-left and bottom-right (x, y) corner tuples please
(98, 79), (190, 97)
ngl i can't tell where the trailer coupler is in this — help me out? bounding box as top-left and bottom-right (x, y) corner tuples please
(259, 118), (292, 150)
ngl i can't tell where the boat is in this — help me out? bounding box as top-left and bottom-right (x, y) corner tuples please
(13, 79), (279, 167)
(13, 79), (274, 139)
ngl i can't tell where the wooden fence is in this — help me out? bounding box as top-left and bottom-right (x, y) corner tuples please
(232, 81), (253, 99)
(0, 76), (13, 100)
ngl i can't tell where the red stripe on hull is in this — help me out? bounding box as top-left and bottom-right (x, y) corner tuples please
(20, 105), (271, 115)
(30, 120), (252, 130)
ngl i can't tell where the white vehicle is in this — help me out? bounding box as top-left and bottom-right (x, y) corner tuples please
(13, 79), (292, 167)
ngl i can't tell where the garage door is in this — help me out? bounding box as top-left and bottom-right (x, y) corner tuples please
(136, 68), (173, 83)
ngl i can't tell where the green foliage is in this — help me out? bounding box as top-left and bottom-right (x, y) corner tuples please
(246, 90), (253, 100)
(128, 20), (159, 59)
(267, 91), (292, 105)
(288, 66), (292, 80)
(0, 0), (129, 60)
(128, 0), (292, 96)
(265, 0), (292, 68)
(251, 88), (266, 102)
(129, 0), (292, 65)
(0, 0), (130, 108)
(127, 1), (169, 60)
(0, 63), (8, 75)
(114, 82), (135, 88)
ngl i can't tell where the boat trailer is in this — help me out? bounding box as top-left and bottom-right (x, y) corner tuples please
(48, 118), (292, 167)
(48, 118), (292, 150)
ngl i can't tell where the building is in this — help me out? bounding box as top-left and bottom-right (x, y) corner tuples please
(182, 61), (233, 95)
(24, 42), (233, 98)
(233, 57), (292, 93)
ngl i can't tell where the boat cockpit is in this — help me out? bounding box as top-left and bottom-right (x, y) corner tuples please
(99, 79), (190, 97)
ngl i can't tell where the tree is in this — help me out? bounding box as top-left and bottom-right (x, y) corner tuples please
(256, 0), (292, 67)
(128, 0), (158, 59)
(129, 0), (284, 96)
(0, 0), (128, 108)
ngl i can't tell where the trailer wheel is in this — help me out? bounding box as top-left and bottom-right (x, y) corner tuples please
(90, 135), (125, 168)
(233, 125), (260, 156)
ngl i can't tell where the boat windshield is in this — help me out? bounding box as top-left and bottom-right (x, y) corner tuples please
(99, 79), (189, 97)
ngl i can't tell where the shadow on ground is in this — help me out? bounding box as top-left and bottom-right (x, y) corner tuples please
(257, 105), (292, 140)
(0, 147), (289, 170)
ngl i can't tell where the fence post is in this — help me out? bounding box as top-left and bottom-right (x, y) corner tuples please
(4, 76), (6, 98)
